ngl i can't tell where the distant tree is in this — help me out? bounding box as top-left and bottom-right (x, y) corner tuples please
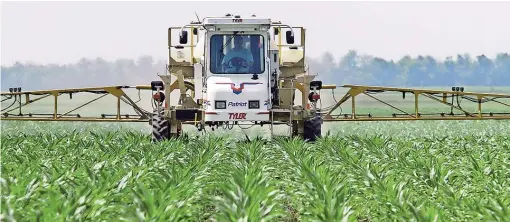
(474, 54), (493, 85)
(314, 52), (336, 83)
(2, 50), (510, 92)
(492, 53), (510, 86)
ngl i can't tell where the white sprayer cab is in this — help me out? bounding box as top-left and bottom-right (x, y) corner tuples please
(202, 16), (272, 122)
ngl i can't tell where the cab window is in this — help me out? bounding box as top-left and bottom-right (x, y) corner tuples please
(209, 34), (264, 74)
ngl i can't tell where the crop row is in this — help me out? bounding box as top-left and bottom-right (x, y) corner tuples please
(1, 129), (509, 221)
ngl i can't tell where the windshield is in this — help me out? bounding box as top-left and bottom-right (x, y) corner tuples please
(209, 34), (265, 74)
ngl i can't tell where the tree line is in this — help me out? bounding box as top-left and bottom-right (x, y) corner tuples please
(309, 50), (510, 87)
(2, 50), (510, 91)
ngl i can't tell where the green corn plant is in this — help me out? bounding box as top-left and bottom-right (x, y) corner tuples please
(274, 137), (354, 222)
(2, 120), (510, 221)
(210, 140), (285, 221)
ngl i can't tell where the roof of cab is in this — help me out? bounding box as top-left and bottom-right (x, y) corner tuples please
(203, 14), (271, 25)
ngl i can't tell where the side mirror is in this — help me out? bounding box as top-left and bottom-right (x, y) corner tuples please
(274, 28), (279, 35)
(151, 81), (165, 91)
(310, 81), (323, 90)
(192, 27), (198, 35)
(179, 30), (188, 44)
(286, 30), (294, 44)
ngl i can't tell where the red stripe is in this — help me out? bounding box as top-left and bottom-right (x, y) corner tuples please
(205, 112), (218, 115)
(257, 112), (270, 114)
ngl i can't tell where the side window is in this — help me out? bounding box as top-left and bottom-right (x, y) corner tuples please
(248, 35), (264, 73)
(209, 35), (223, 73)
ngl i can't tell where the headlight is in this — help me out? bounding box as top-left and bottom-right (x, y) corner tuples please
(249, 100), (259, 109)
(215, 101), (226, 109)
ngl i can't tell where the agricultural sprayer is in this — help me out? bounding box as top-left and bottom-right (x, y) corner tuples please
(2, 14), (510, 142)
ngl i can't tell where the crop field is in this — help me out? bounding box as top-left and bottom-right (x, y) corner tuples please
(2, 119), (510, 221)
(2, 86), (510, 221)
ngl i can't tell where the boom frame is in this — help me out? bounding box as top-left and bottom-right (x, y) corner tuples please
(1, 86), (151, 122)
(2, 84), (510, 122)
(321, 85), (510, 121)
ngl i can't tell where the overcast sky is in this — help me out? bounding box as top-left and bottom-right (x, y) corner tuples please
(2, 1), (510, 66)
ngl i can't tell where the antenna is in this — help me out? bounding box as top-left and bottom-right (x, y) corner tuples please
(195, 12), (201, 23)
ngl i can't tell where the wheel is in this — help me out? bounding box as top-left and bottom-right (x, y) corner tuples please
(303, 113), (322, 142)
(151, 107), (170, 142)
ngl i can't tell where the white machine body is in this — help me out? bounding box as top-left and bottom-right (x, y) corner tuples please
(201, 15), (273, 122)
(168, 13), (305, 123)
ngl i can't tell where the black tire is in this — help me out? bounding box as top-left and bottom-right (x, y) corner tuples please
(303, 114), (322, 142)
(151, 107), (170, 142)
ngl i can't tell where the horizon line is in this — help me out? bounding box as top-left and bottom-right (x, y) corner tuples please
(2, 51), (509, 67)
